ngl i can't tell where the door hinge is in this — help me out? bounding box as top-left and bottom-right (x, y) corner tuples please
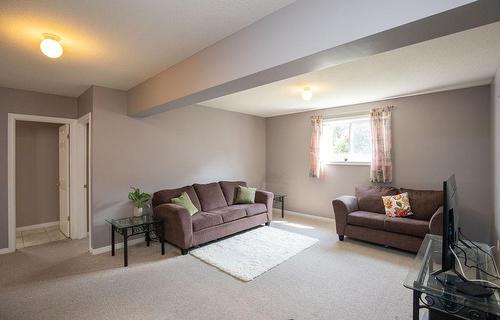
(67, 133), (69, 139)
(67, 215), (70, 221)
(83, 184), (88, 188)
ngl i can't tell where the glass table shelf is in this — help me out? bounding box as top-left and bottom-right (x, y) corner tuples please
(404, 234), (500, 319)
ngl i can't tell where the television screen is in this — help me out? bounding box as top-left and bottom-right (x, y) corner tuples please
(442, 174), (459, 272)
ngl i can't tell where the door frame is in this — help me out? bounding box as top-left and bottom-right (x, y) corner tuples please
(75, 112), (92, 250)
(6, 113), (90, 253)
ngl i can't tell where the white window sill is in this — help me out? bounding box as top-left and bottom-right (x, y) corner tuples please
(325, 162), (371, 166)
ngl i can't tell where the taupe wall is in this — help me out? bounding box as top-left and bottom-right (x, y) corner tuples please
(77, 87), (93, 117)
(267, 86), (492, 242)
(492, 67), (500, 255)
(0, 87), (77, 249)
(90, 86), (266, 248)
(16, 121), (61, 227)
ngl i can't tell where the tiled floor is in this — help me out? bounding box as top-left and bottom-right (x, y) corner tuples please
(16, 225), (68, 249)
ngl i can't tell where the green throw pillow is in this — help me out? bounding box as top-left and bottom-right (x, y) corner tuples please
(171, 192), (198, 216)
(236, 186), (257, 204)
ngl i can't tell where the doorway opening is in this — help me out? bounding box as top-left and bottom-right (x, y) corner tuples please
(7, 113), (91, 253)
(15, 121), (69, 248)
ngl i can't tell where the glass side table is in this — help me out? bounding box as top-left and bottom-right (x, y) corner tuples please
(105, 214), (165, 267)
(404, 234), (500, 319)
(273, 194), (286, 218)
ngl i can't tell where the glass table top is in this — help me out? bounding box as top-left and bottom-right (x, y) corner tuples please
(105, 214), (155, 229)
(404, 234), (500, 315)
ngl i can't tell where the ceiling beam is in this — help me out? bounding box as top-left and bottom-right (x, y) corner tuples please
(127, 0), (500, 117)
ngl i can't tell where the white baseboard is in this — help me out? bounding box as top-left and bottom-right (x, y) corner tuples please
(273, 208), (335, 222)
(90, 238), (145, 255)
(0, 247), (13, 255)
(16, 221), (59, 232)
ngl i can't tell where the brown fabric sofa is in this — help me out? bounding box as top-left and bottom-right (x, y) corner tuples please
(153, 181), (273, 254)
(332, 186), (443, 252)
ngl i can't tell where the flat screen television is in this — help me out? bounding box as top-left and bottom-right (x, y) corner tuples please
(441, 174), (459, 273)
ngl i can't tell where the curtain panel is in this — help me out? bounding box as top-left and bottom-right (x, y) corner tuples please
(370, 107), (393, 183)
(309, 115), (323, 178)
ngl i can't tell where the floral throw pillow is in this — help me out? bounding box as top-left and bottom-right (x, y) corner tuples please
(382, 192), (413, 217)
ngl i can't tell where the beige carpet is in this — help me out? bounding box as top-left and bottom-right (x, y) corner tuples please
(0, 212), (417, 320)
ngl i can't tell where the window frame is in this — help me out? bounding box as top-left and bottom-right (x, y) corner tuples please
(321, 114), (372, 166)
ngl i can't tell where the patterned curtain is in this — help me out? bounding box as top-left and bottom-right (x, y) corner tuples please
(370, 107), (393, 183)
(309, 115), (323, 178)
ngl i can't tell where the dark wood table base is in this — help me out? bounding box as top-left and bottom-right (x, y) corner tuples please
(110, 219), (165, 267)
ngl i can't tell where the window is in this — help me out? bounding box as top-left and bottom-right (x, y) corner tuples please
(321, 115), (371, 164)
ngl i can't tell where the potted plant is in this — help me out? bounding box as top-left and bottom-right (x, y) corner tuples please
(128, 187), (151, 217)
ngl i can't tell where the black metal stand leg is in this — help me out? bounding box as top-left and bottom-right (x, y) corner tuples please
(281, 198), (285, 218)
(159, 223), (165, 255)
(123, 230), (128, 267)
(145, 225), (150, 247)
(413, 290), (420, 320)
(161, 236), (165, 255)
(111, 225), (115, 256)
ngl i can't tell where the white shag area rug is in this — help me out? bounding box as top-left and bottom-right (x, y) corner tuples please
(190, 226), (318, 281)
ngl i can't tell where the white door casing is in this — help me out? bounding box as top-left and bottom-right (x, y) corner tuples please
(6, 113), (91, 254)
(59, 124), (70, 237)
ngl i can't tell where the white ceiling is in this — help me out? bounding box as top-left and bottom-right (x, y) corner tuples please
(0, 0), (295, 97)
(201, 22), (500, 118)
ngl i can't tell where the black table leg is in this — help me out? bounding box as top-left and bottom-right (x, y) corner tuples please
(111, 225), (115, 256)
(123, 229), (128, 267)
(145, 224), (150, 247)
(281, 197), (285, 218)
(160, 230), (165, 256)
(413, 290), (420, 320)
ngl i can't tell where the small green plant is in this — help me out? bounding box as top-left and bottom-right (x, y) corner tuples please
(128, 187), (151, 208)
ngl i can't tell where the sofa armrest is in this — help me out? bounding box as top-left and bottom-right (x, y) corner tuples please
(429, 206), (443, 235)
(255, 190), (274, 222)
(332, 196), (359, 236)
(154, 203), (193, 249)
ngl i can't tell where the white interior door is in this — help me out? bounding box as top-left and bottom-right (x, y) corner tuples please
(59, 124), (70, 237)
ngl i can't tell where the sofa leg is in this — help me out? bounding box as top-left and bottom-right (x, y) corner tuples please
(338, 235), (344, 241)
(265, 222), (270, 226)
(181, 249), (189, 255)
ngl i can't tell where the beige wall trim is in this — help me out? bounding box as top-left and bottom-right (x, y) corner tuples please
(90, 238), (145, 255)
(273, 209), (335, 223)
(16, 221), (59, 232)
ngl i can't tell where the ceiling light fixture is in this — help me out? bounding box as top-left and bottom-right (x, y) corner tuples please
(40, 33), (63, 59)
(302, 87), (312, 101)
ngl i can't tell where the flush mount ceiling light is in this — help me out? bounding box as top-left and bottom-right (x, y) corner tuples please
(302, 87), (312, 101)
(40, 33), (63, 58)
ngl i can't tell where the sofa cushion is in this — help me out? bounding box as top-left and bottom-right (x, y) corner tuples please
(382, 192), (413, 217)
(219, 181), (247, 205)
(191, 212), (224, 232)
(356, 186), (400, 214)
(400, 188), (443, 221)
(235, 186), (257, 204)
(193, 182), (228, 211)
(231, 203), (267, 216)
(384, 217), (429, 238)
(170, 192), (199, 215)
(208, 206), (246, 223)
(347, 211), (386, 231)
(152, 185), (201, 210)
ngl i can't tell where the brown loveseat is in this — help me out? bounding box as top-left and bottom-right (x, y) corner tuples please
(332, 186), (443, 252)
(153, 181), (273, 254)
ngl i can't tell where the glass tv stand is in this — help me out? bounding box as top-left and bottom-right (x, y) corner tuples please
(404, 234), (500, 319)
